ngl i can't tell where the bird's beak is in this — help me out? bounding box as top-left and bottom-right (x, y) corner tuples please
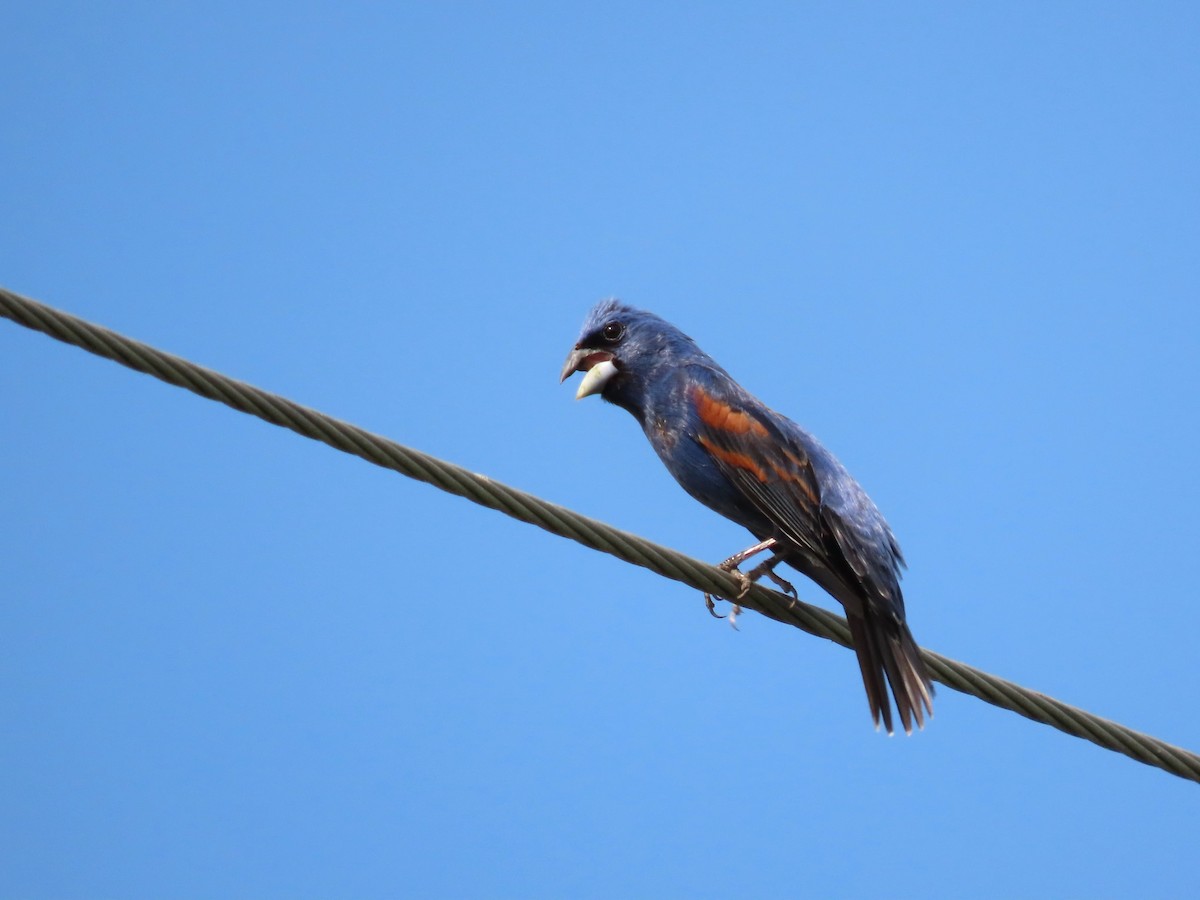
(560, 347), (618, 399)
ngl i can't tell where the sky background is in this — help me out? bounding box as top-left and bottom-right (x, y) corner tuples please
(3, 3), (1199, 897)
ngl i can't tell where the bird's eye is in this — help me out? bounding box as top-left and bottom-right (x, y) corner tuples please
(602, 321), (624, 343)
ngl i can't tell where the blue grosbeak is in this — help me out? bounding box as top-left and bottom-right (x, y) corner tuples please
(561, 300), (933, 734)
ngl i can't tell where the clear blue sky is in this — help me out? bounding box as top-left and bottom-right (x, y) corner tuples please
(3, 3), (1198, 897)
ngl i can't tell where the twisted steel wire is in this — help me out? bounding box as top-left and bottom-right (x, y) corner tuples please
(3, 285), (1198, 784)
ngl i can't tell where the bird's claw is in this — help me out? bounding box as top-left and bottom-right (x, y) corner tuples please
(756, 565), (798, 606)
(728, 570), (752, 629)
(704, 560), (754, 629)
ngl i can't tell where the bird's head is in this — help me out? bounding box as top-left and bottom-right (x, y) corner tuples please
(560, 299), (700, 419)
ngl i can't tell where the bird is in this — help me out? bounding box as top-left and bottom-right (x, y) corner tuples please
(560, 299), (933, 735)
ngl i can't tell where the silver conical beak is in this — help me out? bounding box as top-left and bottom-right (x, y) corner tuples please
(559, 348), (617, 399)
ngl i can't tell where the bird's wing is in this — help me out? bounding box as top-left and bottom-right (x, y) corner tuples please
(820, 494), (906, 614)
(685, 368), (903, 610)
(684, 369), (827, 558)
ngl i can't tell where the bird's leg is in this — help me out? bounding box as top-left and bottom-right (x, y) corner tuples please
(705, 538), (782, 627)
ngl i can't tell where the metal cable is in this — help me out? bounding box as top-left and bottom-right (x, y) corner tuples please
(3, 285), (1198, 784)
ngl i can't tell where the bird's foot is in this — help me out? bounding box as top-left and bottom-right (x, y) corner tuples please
(748, 557), (799, 606)
(705, 541), (800, 626)
(705, 556), (757, 629)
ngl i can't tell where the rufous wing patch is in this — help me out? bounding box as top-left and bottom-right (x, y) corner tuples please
(689, 386), (769, 437)
(696, 435), (770, 482)
(691, 386), (820, 502)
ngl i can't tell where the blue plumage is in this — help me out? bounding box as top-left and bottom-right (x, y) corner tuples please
(561, 299), (933, 734)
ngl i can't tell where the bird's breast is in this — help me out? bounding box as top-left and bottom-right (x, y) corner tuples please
(645, 417), (774, 537)
(650, 415), (677, 450)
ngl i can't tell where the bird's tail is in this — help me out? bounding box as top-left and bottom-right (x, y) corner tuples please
(846, 609), (934, 736)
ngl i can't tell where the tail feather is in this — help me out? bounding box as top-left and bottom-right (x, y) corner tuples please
(847, 609), (934, 735)
(846, 613), (894, 734)
(893, 624), (935, 726)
